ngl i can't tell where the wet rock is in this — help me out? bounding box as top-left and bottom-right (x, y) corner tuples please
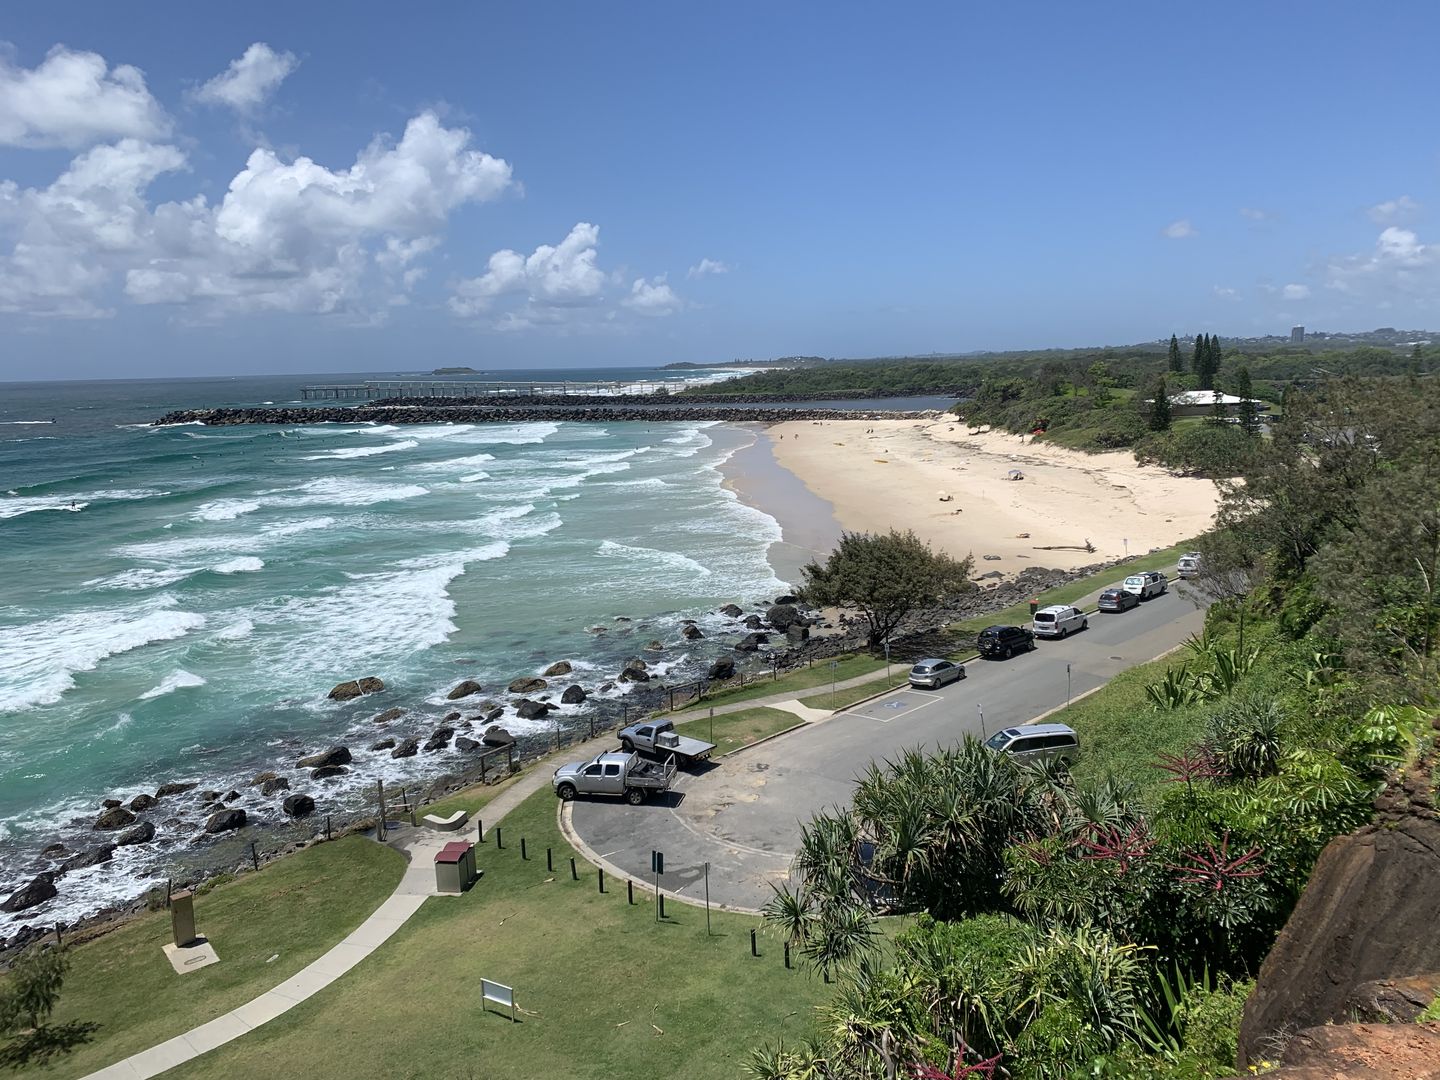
(2, 873), (57, 913)
(719, 604), (744, 617)
(483, 706), (505, 723)
(735, 631), (770, 652)
(117, 822), (156, 847)
(587, 626), (607, 634)
(129, 793), (159, 812)
(455, 737), (480, 752)
(598, 681), (615, 693)
(482, 726), (515, 747)
(766, 604), (803, 632)
(391, 738), (419, 759)
(61, 845), (115, 872)
(357, 676), (384, 694)
(624, 657), (648, 672)
(223, 790), (241, 802)
(93, 807), (136, 831)
(645, 639), (664, 651)
(248, 772), (278, 788)
(447, 679), (484, 700)
(155, 781), (198, 799)
(618, 667), (651, 683)
(328, 680), (363, 701)
(260, 777), (290, 796)
(204, 809), (248, 834)
(542, 661), (572, 677)
(40, 843), (67, 858)
(787, 624), (810, 644)
(681, 624), (704, 640)
(369, 737), (396, 752)
(508, 677), (547, 694)
(561, 684), (588, 705)
(775, 594), (799, 605)
(310, 766), (349, 780)
(614, 616), (632, 623)
(423, 727), (455, 752)
(707, 657), (736, 680)
(297, 746), (352, 769)
(443, 711), (461, 723)
(101, 798), (122, 810)
(282, 795), (315, 819)
(373, 707), (405, 724)
(199, 790), (222, 803)
(742, 615), (763, 630)
(515, 699), (551, 720)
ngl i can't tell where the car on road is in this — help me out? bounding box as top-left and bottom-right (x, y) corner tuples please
(976, 624), (1036, 660)
(1123, 570), (1169, 599)
(1177, 551), (1202, 579)
(1032, 604), (1088, 638)
(985, 723), (1080, 766)
(553, 751), (677, 804)
(1097, 586), (1140, 613)
(618, 718), (715, 766)
(908, 657), (966, 689)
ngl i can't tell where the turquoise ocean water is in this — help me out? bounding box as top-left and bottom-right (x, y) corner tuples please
(0, 369), (790, 925)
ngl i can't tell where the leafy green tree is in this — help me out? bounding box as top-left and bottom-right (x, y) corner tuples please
(1191, 334), (1205, 378)
(1168, 334), (1184, 373)
(0, 946), (68, 1033)
(799, 530), (973, 648)
(1148, 377), (1172, 431)
(1232, 366), (1260, 436)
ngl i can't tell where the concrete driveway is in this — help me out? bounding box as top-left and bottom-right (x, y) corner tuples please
(564, 584), (1208, 913)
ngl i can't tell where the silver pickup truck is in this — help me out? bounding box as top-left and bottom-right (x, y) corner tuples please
(552, 751), (677, 805)
(618, 718), (715, 766)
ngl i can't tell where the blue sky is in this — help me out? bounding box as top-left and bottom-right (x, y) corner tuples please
(0, 2), (1436, 378)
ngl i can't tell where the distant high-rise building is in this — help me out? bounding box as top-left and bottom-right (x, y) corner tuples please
(1291, 325), (1305, 344)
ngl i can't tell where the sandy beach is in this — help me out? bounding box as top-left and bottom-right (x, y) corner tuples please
(762, 419), (1221, 576)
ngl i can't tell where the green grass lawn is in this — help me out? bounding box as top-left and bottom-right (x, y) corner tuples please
(414, 771), (524, 824)
(170, 787), (832, 1080)
(3, 837), (404, 1079)
(800, 671), (911, 712)
(673, 706), (801, 756)
(673, 652), (887, 712)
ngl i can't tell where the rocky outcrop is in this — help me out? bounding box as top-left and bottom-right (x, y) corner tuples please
(357, 676), (385, 694)
(515, 699), (551, 720)
(2, 873), (57, 913)
(61, 845), (115, 872)
(742, 614), (763, 630)
(482, 726), (515, 747)
(373, 707), (405, 724)
(310, 765), (348, 780)
(734, 632), (770, 652)
(282, 795), (316, 818)
(391, 738), (419, 759)
(248, 771), (277, 787)
(542, 661), (572, 677)
(447, 679), (484, 700)
(645, 639), (664, 651)
(117, 822), (156, 846)
(93, 806), (136, 831)
(718, 604), (744, 618)
(507, 677), (547, 694)
(618, 666), (651, 683)
(369, 737), (397, 752)
(260, 777), (290, 796)
(766, 604), (804, 632)
(561, 684), (588, 705)
(1259, 1022), (1440, 1079)
(204, 809), (247, 834)
(128, 793), (159, 812)
(424, 727), (454, 752)
(1345, 973), (1440, 1024)
(455, 736), (480, 752)
(155, 781), (197, 798)
(297, 746), (352, 769)
(707, 657), (736, 680)
(681, 624), (704, 640)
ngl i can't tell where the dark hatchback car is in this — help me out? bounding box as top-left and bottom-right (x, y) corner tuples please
(976, 624), (1036, 659)
(1097, 586), (1140, 613)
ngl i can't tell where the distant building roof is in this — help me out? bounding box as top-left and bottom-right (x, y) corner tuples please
(1168, 390), (1268, 408)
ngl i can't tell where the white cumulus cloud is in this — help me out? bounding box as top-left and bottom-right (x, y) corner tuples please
(192, 43), (299, 113)
(1163, 219), (1195, 239)
(1325, 226), (1433, 298)
(622, 275), (682, 317)
(0, 45), (170, 149)
(1239, 207), (1268, 221)
(449, 222), (606, 317)
(1367, 195), (1419, 225)
(1282, 283), (1310, 300)
(687, 257), (729, 278)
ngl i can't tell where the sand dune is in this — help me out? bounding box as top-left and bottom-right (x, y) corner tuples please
(766, 419), (1219, 575)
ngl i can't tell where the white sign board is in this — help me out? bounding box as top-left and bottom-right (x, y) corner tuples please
(482, 978), (516, 1021)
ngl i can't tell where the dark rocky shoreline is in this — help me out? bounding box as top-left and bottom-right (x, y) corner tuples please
(152, 405), (940, 426)
(368, 389), (967, 407)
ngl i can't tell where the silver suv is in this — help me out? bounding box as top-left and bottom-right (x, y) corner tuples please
(984, 723), (1079, 766)
(908, 658), (965, 689)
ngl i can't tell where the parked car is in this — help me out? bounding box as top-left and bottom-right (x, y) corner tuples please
(908, 658), (966, 689)
(985, 723), (1080, 766)
(1032, 604), (1088, 638)
(1097, 586), (1140, 613)
(553, 751), (677, 804)
(976, 624), (1036, 660)
(1177, 552), (1202, 579)
(1123, 570), (1169, 599)
(618, 719), (715, 766)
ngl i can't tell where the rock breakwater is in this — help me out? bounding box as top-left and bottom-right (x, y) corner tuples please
(153, 405), (941, 427)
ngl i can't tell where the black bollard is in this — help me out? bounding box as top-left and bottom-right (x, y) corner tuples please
(627, 879), (634, 905)
(495, 826), (503, 849)
(784, 942), (791, 969)
(658, 892), (666, 919)
(250, 842), (259, 871)
(751, 928), (758, 957)
(520, 837), (528, 860)
(598, 868), (605, 893)
(546, 847), (553, 872)
(569, 856), (578, 881)
(476, 817), (484, 843)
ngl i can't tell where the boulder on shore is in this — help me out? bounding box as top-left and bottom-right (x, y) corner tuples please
(734, 631), (770, 652)
(297, 746), (352, 769)
(260, 777), (290, 796)
(204, 808), (247, 834)
(681, 624), (704, 640)
(129, 793), (159, 812)
(423, 727), (455, 752)
(707, 657), (736, 681)
(310, 765), (348, 780)
(482, 726), (515, 747)
(515, 699), (551, 720)
(369, 737), (397, 752)
(117, 822), (156, 847)
(357, 676), (385, 694)
(282, 795), (316, 819)
(719, 604), (744, 618)
(742, 615), (763, 630)
(443, 711), (461, 723)
(101, 798), (122, 810)
(542, 661), (572, 677)
(561, 684), (588, 705)
(447, 679), (484, 700)
(391, 738), (419, 759)
(766, 604), (804, 632)
(2, 873), (57, 913)
(455, 737), (480, 752)
(618, 667), (650, 683)
(329, 677), (384, 700)
(61, 845), (115, 872)
(482, 706), (505, 723)
(155, 781), (197, 799)
(248, 772), (277, 788)
(508, 677), (547, 694)
(93, 806), (136, 831)
(373, 707), (405, 724)
(775, 594), (799, 605)
(644, 639), (664, 651)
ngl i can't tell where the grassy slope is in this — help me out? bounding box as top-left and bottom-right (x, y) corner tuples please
(673, 653), (889, 712)
(673, 706), (801, 756)
(172, 788), (829, 1080)
(6, 837), (404, 1079)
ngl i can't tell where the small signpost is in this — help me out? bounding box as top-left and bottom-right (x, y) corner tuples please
(830, 660), (839, 698)
(977, 702), (986, 739)
(1066, 662), (1072, 706)
(482, 978), (517, 1022)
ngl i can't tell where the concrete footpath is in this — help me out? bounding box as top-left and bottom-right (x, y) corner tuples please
(84, 734), (616, 1080)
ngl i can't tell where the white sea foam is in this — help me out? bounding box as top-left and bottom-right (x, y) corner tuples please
(286, 477), (429, 507)
(191, 499), (262, 522)
(596, 540), (713, 578)
(446, 422), (559, 446)
(212, 556), (264, 574)
(215, 618), (255, 642)
(115, 515), (335, 562)
(85, 566), (199, 591)
(411, 452), (497, 473)
(0, 488), (166, 520)
(459, 472), (490, 483)
(301, 438), (419, 461)
(139, 670), (207, 700)
(0, 597), (206, 711)
(0, 420), (54, 425)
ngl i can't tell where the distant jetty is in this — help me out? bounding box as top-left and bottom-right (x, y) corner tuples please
(154, 404), (942, 426)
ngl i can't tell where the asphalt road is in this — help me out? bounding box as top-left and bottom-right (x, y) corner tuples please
(564, 582), (1209, 912)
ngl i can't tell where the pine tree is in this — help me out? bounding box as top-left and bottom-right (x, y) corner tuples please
(1149, 376), (1173, 431)
(1233, 366), (1260, 436)
(1168, 334), (1183, 373)
(1192, 334), (1205, 377)
(1197, 334), (1218, 391)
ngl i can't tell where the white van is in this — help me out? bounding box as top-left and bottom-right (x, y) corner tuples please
(1177, 552), (1202, 579)
(1032, 604), (1087, 638)
(1123, 571), (1168, 599)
